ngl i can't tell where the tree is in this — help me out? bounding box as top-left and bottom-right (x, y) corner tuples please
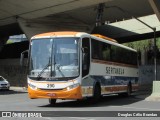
(6, 40), (13, 44)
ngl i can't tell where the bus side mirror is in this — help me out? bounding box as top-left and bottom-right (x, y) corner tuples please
(20, 50), (28, 67)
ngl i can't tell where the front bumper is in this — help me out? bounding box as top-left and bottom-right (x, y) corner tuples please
(28, 86), (82, 99)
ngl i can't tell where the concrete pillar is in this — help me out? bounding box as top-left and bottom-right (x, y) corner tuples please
(146, 81), (160, 101)
(17, 18), (92, 39)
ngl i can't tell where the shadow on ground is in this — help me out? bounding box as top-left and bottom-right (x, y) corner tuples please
(0, 89), (26, 95)
(38, 91), (152, 108)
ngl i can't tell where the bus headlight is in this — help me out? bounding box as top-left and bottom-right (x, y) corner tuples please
(67, 83), (80, 90)
(28, 83), (37, 90)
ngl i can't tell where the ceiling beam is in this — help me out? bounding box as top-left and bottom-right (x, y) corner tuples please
(149, 0), (160, 21)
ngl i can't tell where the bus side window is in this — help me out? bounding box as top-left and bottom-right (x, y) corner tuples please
(82, 38), (90, 77)
(102, 44), (111, 61)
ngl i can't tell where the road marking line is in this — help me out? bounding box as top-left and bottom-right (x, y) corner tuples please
(44, 118), (55, 120)
(68, 117), (95, 120)
(110, 106), (160, 111)
(43, 117), (95, 120)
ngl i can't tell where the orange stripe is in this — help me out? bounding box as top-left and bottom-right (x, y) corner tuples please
(132, 84), (139, 90)
(92, 34), (117, 43)
(103, 86), (127, 92)
(32, 31), (78, 38)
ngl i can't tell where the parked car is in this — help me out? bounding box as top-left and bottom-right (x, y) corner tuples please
(0, 76), (10, 90)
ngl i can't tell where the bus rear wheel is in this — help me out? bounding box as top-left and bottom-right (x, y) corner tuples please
(49, 99), (56, 105)
(119, 84), (132, 97)
(126, 84), (132, 96)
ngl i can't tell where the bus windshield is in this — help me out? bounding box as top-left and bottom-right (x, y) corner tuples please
(29, 37), (79, 80)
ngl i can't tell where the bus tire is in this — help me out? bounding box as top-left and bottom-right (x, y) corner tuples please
(92, 84), (101, 103)
(49, 99), (56, 105)
(126, 83), (132, 96)
(118, 84), (132, 97)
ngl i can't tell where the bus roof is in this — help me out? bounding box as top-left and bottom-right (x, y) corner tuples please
(31, 31), (80, 39)
(92, 34), (118, 43)
(31, 31), (136, 52)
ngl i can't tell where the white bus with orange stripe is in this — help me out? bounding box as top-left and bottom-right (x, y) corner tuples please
(21, 31), (138, 105)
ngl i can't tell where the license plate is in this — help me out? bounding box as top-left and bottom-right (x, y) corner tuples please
(47, 93), (56, 97)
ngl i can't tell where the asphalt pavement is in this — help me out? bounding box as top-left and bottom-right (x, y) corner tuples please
(0, 87), (160, 120)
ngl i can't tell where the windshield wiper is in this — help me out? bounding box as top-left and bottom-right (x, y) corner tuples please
(37, 58), (51, 80)
(56, 64), (65, 77)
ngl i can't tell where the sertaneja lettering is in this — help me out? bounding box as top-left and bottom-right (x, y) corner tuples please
(106, 67), (124, 75)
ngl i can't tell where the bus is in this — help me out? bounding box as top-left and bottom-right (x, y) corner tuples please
(21, 31), (138, 105)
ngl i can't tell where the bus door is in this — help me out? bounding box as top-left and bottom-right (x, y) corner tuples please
(81, 37), (91, 96)
(82, 37), (90, 77)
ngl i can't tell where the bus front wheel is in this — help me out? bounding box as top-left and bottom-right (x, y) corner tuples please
(92, 84), (101, 103)
(49, 99), (56, 105)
